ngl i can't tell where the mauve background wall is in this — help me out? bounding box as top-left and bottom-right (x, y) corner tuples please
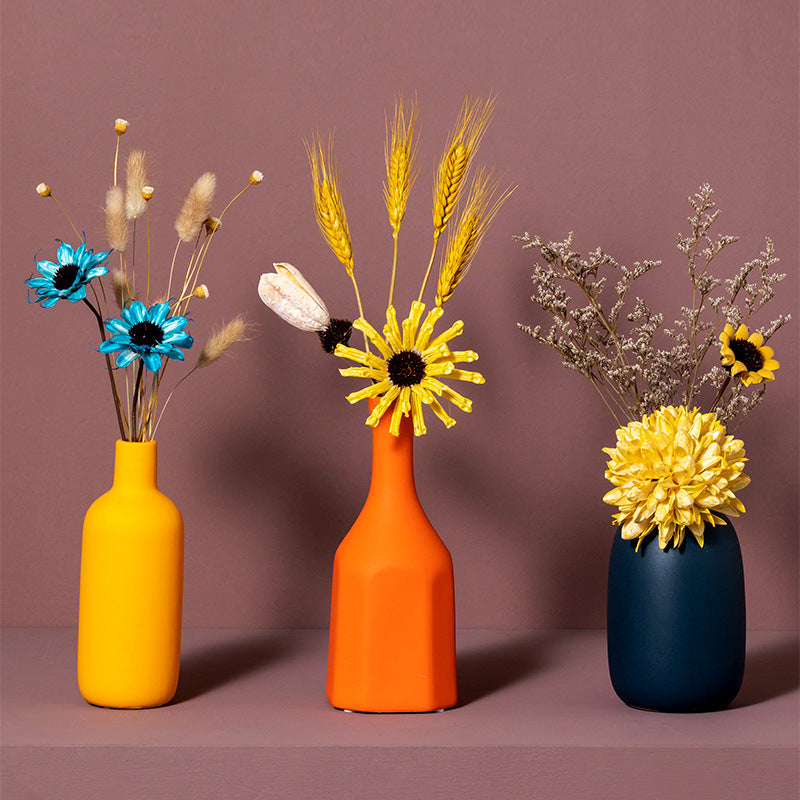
(1, 0), (797, 630)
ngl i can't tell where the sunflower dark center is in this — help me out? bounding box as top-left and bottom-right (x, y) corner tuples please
(318, 318), (353, 353)
(728, 338), (764, 372)
(387, 349), (426, 387)
(129, 321), (164, 348)
(53, 263), (79, 290)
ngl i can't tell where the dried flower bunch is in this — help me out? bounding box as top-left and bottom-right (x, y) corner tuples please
(517, 185), (790, 549)
(259, 96), (513, 436)
(27, 119), (260, 441)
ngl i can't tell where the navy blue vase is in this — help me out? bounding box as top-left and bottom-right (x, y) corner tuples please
(607, 516), (745, 712)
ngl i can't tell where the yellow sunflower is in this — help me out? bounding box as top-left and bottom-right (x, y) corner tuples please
(719, 323), (780, 386)
(334, 301), (484, 436)
(603, 406), (750, 550)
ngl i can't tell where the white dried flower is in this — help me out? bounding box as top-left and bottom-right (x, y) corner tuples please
(193, 284), (210, 299)
(142, 186), (154, 201)
(249, 170), (264, 185)
(258, 262), (330, 332)
(36, 183), (51, 197)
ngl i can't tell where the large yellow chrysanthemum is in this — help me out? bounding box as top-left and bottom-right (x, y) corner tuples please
(602, 406), (750, 550)
(719, 323), (780, 386)
(334, 301), (484, 436)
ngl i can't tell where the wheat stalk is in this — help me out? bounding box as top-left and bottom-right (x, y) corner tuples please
(432, 96), (494, 233)
(384, 96), (418, 236)
(307, 136), (354, 271)
(418, 96), (496, 302)
(384, 95), (419, 307)
(436, 170), (514, 306)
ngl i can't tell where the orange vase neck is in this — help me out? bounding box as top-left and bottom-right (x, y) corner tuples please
(112, 440), (158, 488)
(365, 404), (419, 507)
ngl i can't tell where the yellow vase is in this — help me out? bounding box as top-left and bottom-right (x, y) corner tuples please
(77, 440), (183, 708)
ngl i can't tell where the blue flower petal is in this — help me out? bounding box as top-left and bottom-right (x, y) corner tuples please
(115, 349), (139, 368)
(161, 316), (188, 334)
(56, 241), (73, 265)
(142, 351), (163, 372)
(35, 260), (59, 278)
(104, 318), (131, 336)
(126, 301), (147, 324)
(148, 302), (170, 326)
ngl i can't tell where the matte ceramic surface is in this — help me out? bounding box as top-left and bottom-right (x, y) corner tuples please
(327, 404), (457, 712)
(607, 516), (745, 712)
(78, 440), (184, 708)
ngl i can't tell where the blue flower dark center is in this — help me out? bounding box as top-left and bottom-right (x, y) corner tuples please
(53, 263), (79, 290)
(129, 321), (164, 348)
(727, 338), (764, 372)
(387, 349), (426, 387)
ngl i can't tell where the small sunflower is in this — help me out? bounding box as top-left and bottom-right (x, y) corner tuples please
(26, 241), (110, 308)
(719, 323), (779, 386)
(334, 301), (484, 436)
(603, 406), (750, 550)
(98, 301), (193, 372)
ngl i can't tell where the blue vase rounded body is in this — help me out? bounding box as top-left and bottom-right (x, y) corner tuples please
(607, 516), (745, 712)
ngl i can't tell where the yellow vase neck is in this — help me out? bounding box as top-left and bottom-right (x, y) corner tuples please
(112, 440), (158, 488)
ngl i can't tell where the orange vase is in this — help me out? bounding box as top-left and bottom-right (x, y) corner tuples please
(326, 402), (457, 712)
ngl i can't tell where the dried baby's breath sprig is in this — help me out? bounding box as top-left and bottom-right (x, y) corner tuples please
(125, 150), (148, 220)
(418, 95), (495, 303)
(105, 185), (130, 253)
(36, 183), (51, 197)
(436, 169), (514, 307)
(384, 95), (419, 307)
(196, 315), (250, 368)
(175, 172), (216, 243)
(110, 268), (134, 309)
(517, 185), (790, 428)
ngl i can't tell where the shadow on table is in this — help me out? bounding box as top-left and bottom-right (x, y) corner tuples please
(457, 631), (554, 707)
(173, 632), (299, 703)
(732, 634), (799, 708)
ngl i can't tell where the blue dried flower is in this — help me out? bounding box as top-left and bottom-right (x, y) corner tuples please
(26, 241), (110, 307)
(98, 301), (193, 372)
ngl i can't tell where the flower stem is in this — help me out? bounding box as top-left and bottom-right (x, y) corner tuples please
(709, 375), (731, 413)
(83, 298), (126, 438)
(130, 361), (145, 441)
(417, 230), (441, 303)
(388, 231), (399, 308)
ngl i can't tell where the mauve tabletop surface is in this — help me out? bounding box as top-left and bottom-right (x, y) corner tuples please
(3, 628), (797, 748)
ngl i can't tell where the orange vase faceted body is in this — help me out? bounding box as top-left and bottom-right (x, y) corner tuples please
(326, 407), (457, 712)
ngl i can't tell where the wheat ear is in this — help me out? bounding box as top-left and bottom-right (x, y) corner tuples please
(418, 96), (496, 302)
(436, 170), (514, 306)
(384, 95), (419, 307)
(307, 136), (368, 349)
